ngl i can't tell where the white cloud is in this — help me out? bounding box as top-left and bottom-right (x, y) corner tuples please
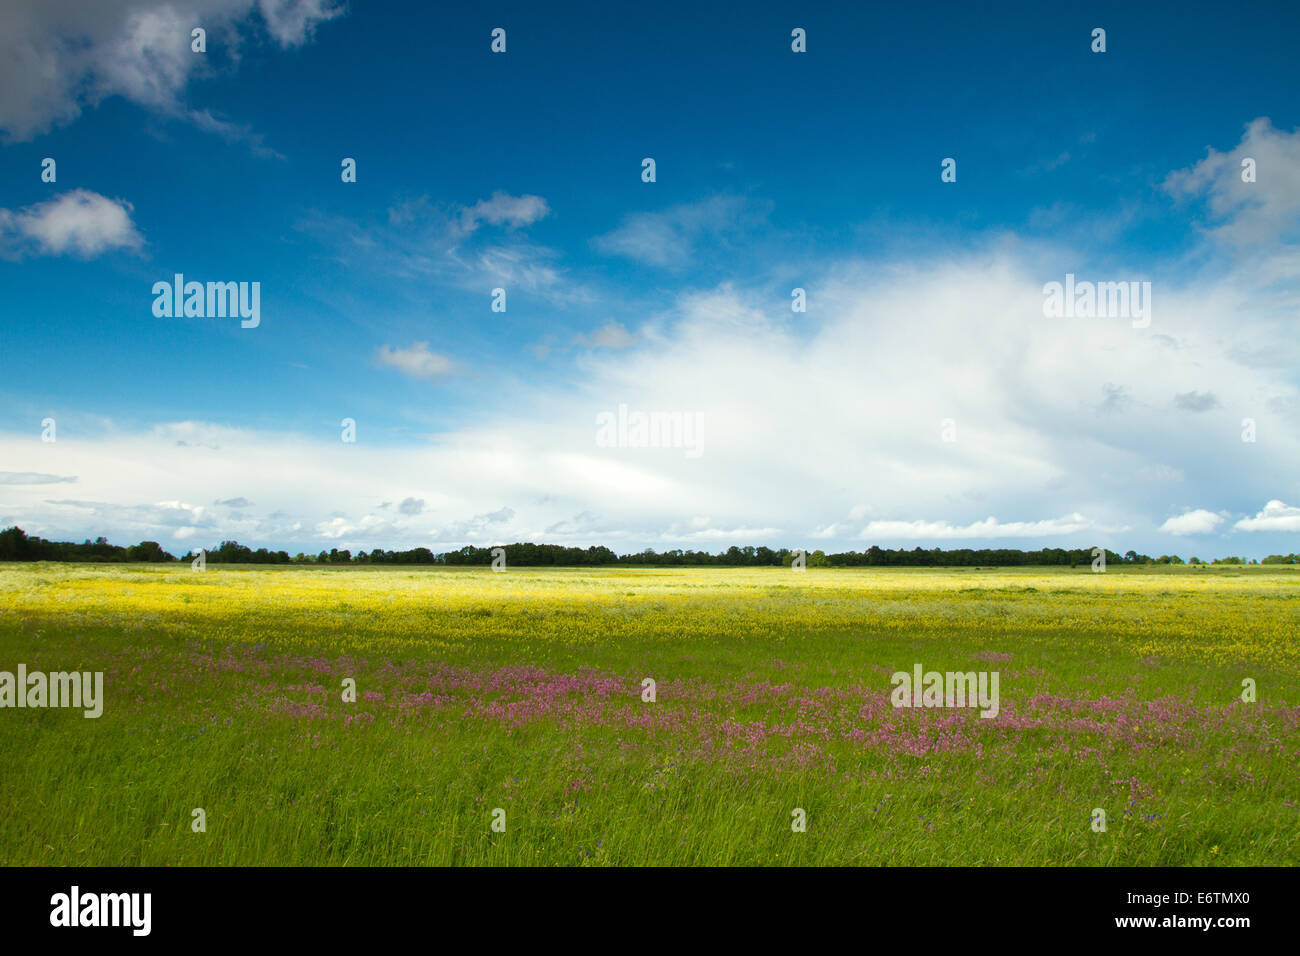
(860, 513), (1101, 540)
(593, 195), (769, 267)
(460, 191), (550, 232)
(1234, 500), (1300, 532)
(0, 472), (76, 485)
(1158, 509), (1224, 535)
(309, 192), (581, 303)
(678, 526), (783, 540)
(0, 189), (143, 258)
(1173, 390), (1220, 412)
(0, 0), (342, 142)
(315, 513), (405, 541)
(375, 342), (454, 380)
(1137, 464), (1185, 483)
(42, 498), (210, 531)
(187, 107), (282, 158)
(257, 0), (341, 47)
(572, 321), (638, 349)
(3, 235), (1297, 554)
(474, 245), (565, 294)
(432, 507), (517, 541)
(3, 124), (1299, 557)
(1164, 117), (1300, 248)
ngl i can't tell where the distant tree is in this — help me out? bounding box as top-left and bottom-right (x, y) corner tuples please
(3, 527), (1253, 569)
(126, 541), (174, 562)
(0, 526), (31, 560)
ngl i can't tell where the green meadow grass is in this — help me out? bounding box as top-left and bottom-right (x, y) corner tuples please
(0, 563), (1296, 866)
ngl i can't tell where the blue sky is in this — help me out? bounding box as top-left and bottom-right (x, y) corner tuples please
(1, 0), (1298, 557)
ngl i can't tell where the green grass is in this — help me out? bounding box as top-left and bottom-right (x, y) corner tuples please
(0, 563), (1296, 865)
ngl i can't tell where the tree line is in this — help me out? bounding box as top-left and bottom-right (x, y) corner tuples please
(2, 526), (1290, 566)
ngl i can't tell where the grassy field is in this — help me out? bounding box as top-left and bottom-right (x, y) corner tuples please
(0, 562), (1296, 866)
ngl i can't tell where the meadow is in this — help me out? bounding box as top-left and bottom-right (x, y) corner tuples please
(0, 562), (1296, 866)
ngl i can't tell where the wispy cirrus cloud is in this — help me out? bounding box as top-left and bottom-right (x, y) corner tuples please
(859, 513), (1105, 541)
(305, 190), (584, 302)
(0, 472), (77, 485)
(42, 498), (212, 535)
(593, 194), (771, 267)
(572, 320), (638, 349)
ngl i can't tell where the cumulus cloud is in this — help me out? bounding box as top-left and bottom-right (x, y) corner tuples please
(1233, 500), (1300, 532)
(0, 0), (342, 142)
(1158, 509), (1224, 535)
(0, 190), (142, 258)
(3, 124), (1299, 556)
(398, 497), (424, 516)
(315, 513), (403, 541)
(1164, 117), (1300, 247)
(3, 231), (1295, 554)
(376, 342), (453, 380)
(459, 191), (550, 232)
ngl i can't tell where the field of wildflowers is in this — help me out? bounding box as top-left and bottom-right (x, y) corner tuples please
(1, 563), (1296, 865)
